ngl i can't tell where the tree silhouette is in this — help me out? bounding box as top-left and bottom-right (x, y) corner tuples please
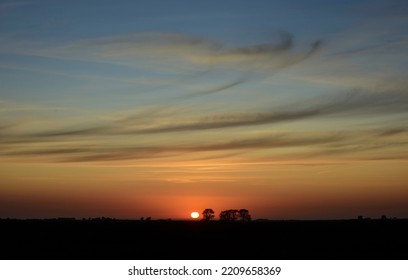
(219, 210), (228, 221)
(238, 209), (251, 221)
(219, 209), (239, 221)
(202, 209), (215, 221)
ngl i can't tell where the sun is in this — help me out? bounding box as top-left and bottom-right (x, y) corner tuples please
(190, 211), (200, 219)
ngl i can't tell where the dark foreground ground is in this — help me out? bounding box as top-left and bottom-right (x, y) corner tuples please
(1, 219), (407, 259)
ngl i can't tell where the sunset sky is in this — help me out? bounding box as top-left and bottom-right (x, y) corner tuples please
(1, 0), (407, 219)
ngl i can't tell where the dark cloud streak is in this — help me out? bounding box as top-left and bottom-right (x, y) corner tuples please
(227, 32), (294, 56)
(4, 131), (407, 163)
(48, 134), (343, 162)
(135, 91), (408, 134)
(182, 76), (246, 98)
(377, 128), (407, 137)
(9, 90), (407, 139)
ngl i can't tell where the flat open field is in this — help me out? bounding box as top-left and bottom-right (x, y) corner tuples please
(1, 219), (407, 259)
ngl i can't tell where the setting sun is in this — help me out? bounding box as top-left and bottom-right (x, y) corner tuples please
(190, 212), (200, 219)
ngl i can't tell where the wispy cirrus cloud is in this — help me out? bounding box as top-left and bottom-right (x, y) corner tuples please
(0, 31), (322, 98)
(1, 27), (407, 165)
(2, 128), (407, 163)
(71, 31), (322, 79)
(1, 89), (407, 163)
(45, 31), (321, 90)
(65, 31), (319, 66)
(0, 132), (342, 162)
(16, 89), (406, 138)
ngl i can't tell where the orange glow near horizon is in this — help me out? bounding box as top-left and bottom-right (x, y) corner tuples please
(1, 159), (407, 220)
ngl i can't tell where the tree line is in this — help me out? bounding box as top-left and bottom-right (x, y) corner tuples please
(201, 208), (251, 221)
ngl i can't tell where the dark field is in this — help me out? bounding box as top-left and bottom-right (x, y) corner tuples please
(1, 219), (407, 259)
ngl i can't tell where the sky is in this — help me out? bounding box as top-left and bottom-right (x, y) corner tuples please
(0, 0), (407, 220)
